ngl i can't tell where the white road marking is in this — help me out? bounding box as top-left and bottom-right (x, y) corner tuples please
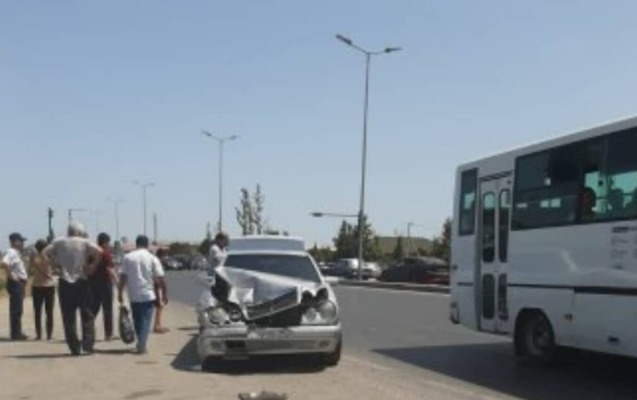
(343, 354), (391, 371)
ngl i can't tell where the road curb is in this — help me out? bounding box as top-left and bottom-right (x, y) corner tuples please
(335, 279), (449, 294)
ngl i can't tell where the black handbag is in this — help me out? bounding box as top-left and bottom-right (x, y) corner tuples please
(119, 305), (136, 344)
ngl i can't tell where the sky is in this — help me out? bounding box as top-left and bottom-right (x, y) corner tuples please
(3, 1), (637, 247)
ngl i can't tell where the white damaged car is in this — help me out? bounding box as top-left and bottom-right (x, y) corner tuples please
(196, 236), (342, 371)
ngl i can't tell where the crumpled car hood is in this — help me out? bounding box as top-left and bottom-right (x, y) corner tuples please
(209, 266), (325, 320)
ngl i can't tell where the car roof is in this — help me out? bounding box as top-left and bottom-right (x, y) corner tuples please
(228, 235), (306, 252)
(227, 250), (309, 257)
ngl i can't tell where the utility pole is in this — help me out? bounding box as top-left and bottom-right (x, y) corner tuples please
(335, 34), (401, 280)
(201, 131), (240, 232)
(153, 213), (158, 244)
(133, 181), (154, 236)
(47, 207), (55, 243)
(407, 222), (425, 255)
(107, 198), (124, 242)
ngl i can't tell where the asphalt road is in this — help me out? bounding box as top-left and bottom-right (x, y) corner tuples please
(167, 271), (637, 400)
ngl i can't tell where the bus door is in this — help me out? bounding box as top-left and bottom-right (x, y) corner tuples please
(478, 174), (512, 333)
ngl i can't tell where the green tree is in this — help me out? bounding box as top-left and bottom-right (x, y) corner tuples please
(333, 220), (355, 259)
(332, 215), (381, 261)
(352, 214), (382, 261)
(198, 238), (212, 256)
(308, 243), (335, 263)
(168, 242), (194, 255)
(235, 188), (254, 235)
(392, 236), (405, 261)
(253, 184), (265, 234)
(431, 218), (452, 263)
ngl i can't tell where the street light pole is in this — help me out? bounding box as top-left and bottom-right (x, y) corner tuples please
(108, 198), (124, 241)
(134, 181), (154, 236)
(67, 208), (87, 225)
(336, 34), (401, 280)
(202, 130), (239, 232)
(310, 211), (358, 219)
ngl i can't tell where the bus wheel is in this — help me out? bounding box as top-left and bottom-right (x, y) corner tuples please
(516, 311), (556, 366)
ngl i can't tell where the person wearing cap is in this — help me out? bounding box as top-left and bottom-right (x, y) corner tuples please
(1, 233), (29, 340)
(43, 222), (102, 355)
(117, 235), (167, 354)
(30, 239), (56, 341)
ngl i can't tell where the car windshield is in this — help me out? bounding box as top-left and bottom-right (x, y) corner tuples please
(225, 254), (321, 284)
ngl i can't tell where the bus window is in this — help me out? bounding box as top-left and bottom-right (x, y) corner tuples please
(601, 129), (637, 220)
(499, 189), (510, 262)
(482, 192), (496, 263)
(513, 140), (603, 229)
(458, 169), (477, 236)
(482, 274), (495, 319)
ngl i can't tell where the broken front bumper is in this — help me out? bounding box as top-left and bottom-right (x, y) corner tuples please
(197, 323), (342, 360)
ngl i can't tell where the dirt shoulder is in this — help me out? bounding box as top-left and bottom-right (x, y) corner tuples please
(0, 284), (481, 400)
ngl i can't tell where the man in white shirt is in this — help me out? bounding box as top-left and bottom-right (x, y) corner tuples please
(1, 233), (28, 340)
(43, 223), (102, 355)
(207, 232), (229, 273)
(118, 235), (167, 354)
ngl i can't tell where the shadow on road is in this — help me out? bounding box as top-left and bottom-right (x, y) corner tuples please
(171, 336), (326, 375)
(8, 353), (74, 359)
(375, 343), (637, 400)
(94, 348), (135, 355)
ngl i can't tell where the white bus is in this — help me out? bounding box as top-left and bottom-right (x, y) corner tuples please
(450, 116), (637, 364)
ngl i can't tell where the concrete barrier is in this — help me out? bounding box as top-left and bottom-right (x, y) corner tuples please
(335, 279), (450, 294)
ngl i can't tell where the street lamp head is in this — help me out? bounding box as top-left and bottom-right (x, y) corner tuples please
(384, 47), (402, 53)
(310, 212), (324, 218)
(336, 34), (353, 46)
(229, 134), (239, 141)
(201, 130), (213, 137)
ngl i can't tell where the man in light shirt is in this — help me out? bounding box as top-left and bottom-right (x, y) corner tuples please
(43, 223), (102, 355)
(118, 235), (167, 354)
(207, 232), (229, 272)
(1, 233), (29, 341)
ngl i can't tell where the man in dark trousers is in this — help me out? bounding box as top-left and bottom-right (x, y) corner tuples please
(1, 233), (29, 340)
(90, 232), (116, 341)
(44, 222), (102, 355)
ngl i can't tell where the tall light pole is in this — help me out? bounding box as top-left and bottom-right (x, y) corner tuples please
(336, 34), (401, 280)
(407, 222), (425, 255)
(92, 209), (104, 237)
(134, 181), (154, 236)
(202, 130), (239, 232)
(67, 208), (88, 225)
(311, 212), (358, 219)
(107, 198), (124, 241)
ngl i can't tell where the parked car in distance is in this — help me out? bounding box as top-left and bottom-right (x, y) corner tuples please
(363, 262), (382, 279)
(162, 256), (184, 271)
(379, 256), (449, 285)
(190, 255), (208, 271)
(331, 258), (379, 280)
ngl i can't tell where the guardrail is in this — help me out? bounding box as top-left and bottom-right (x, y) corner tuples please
(333, 279), (450, 294)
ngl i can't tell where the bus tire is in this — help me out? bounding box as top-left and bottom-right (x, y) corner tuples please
(515, 310), (556, 366)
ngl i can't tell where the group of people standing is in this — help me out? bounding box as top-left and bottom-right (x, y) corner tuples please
(1, 222), (169, 355)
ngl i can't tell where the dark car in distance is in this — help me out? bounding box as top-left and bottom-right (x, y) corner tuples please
(379, 256), (449, 285)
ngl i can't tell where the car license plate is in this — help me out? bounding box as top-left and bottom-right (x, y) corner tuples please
(247, 328), (292, 340)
